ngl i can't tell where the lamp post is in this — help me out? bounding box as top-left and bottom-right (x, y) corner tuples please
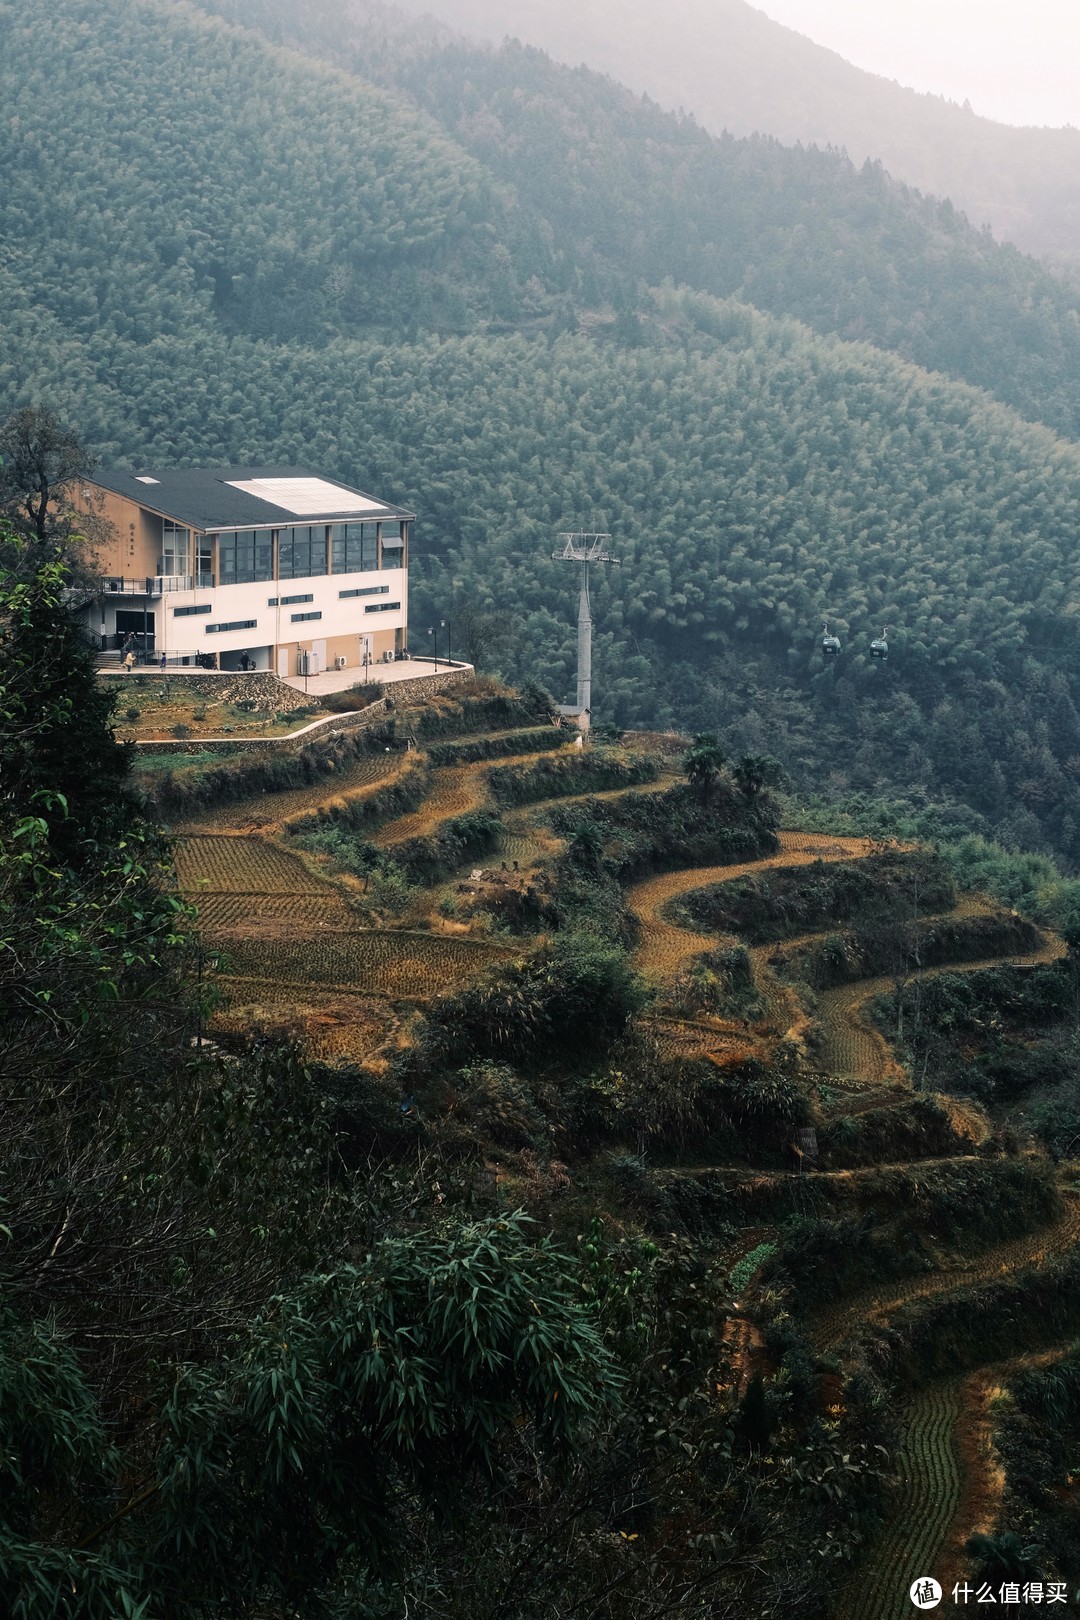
(428, 626), (439, 672)
(441, 616), (451, 666)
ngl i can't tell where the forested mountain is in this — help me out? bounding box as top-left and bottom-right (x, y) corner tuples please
(5, 0), (1080, 867)
(197, 0), (1080, 443)
(388, 0), (1080, 266)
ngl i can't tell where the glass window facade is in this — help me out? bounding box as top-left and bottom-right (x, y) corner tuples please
(278, 526), (328, 580)
(218, 529), (273, 585)
(161, 522), (190, 575)
(331, 522), (379, 574)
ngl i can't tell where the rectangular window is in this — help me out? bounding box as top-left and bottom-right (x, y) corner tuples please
(290, 610), (322, 623)
(196, 539), (213, 588)
(364, 601), (401, 613)
(278, 525), (328, 580)
(339, 584), (390, 599)
(161, 521), (191, 576)
(379, 521), (404, 570)
(281, 593), (313, 605)
(173, 603), (212, 618)
(218, 529), (273, 585)
(206, 619), (257, 634)
(330, 521), (378, 574)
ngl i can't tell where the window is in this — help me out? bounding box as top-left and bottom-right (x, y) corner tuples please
(206, 619), (257, 633)
(331, 521), (378, 574)
(161, 521), (190, 576)
(173, 603), (212, 618)
(196, 538), (213, 587)
(339, 584), (390, 599)
(291, 610), (322, 623)
(364, 601), (401, 613)
(218, 530), (273, 585)
(281, 593), (313, 605)
(379, 520), (404, 569)
(278, 525), (328, 580)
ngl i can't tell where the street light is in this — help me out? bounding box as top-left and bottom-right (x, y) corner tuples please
(427, 626), (439, 671)
(441, 616), (452, 666)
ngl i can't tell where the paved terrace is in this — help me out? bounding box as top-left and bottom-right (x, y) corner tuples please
(98, 656), (471, 692)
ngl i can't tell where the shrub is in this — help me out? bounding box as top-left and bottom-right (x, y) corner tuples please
(171, 722), (191, 739)
(319, 681), (384, 713)
(125, 706), (141, 721)
(421, 938), (644, 1071)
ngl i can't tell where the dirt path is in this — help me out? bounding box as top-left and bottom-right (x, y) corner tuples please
(627, 831), (879, 983)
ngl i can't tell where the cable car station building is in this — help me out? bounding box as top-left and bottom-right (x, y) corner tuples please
(82, 466), (412, 675)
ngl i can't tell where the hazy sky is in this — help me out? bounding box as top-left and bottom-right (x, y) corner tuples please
(758, 0), (1080, 127)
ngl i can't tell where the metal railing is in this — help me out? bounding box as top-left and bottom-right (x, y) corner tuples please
(101, 573), (214, 596)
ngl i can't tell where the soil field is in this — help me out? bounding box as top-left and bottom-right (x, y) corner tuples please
(210, 977), (403, 1066)
(216, 927), (517, 1000)
(174, 835), (338, 896)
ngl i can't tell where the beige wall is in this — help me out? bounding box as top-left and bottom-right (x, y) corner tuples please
(83, 486), (165, 578)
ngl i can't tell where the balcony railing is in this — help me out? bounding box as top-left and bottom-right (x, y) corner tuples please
(101, 573), (214, 596)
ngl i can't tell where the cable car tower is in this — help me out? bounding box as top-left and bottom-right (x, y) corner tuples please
(551, 532), (620, 729)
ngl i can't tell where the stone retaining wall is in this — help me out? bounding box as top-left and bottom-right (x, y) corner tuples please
(133, 667), (472, 756)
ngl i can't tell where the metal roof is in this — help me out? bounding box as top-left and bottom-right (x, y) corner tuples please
(89, 465), (414, 531)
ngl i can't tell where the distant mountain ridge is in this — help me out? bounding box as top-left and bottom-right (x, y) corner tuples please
(392, 0), (1080, 266)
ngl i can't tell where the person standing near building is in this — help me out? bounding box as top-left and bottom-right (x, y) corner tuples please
(124, 650), (136, 673)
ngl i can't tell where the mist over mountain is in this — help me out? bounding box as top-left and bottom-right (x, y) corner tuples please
(388, 0), (1080, 266)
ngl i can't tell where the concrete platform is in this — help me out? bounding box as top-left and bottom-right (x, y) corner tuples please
(281, 657), (471, 695)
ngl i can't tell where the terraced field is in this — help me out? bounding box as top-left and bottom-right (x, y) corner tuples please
(814, 933), (1067, 1082)
(372, 749), (553, 848)
(628, 831), (878, 984)
(809, 1190), (1080, 1354)
(173, 752), (405, 833)
(833, 1378), (964, 1620)
(175, 835), (341, 898)
(219, 928), (517, 1000)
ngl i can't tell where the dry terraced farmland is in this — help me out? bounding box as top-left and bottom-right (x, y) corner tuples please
(174, 835), (341, 898)
(174, 751), (404, 833)
(628, 831), (878, 983)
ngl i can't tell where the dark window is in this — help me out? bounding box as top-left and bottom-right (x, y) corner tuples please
(331, 521), (378, 574)
(364, 601), (401, 613)
(278, 526), (328, 580)
(339, 584), (390, 599)
(206, 619), (257, 634)
(281, 593), (313, 605)
(173, 603), (212, 618)
(379, 521), (404, 569)
(290, 610), (322, 623)
(218, 529), (273, 585)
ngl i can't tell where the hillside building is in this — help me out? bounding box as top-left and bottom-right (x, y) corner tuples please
(80, 466), (412, 675)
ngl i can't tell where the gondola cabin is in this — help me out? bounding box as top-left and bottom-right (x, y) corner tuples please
(870, 630), (889, 662)
(821, 621), (842, 659)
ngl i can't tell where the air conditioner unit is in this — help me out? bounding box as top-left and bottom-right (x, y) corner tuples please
(336, 655), (347, 670)
(382, 649), (395, 664)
